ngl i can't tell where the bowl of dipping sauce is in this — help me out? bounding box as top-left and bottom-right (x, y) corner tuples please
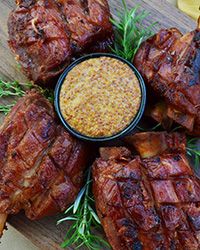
(54, 53), (146, 142)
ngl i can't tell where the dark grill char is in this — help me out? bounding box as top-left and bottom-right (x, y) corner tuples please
(92, 132), (200, 250)
(7, 0), (113, 85)
(133, 19), (200, 136)
(0, 91), (89, 221)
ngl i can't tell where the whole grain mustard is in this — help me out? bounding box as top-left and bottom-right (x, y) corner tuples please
(59, 57), (141, 137)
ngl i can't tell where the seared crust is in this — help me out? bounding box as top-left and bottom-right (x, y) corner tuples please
(7, 0), (113, 85)
(0, 91), (89, 220)
(93, 132), (200, 250)
(125, 131), (186, 158)
(134, 20), (200, 136)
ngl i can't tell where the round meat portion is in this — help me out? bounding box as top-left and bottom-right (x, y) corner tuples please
(0, 90), (90, 220)
(133, 20), (200, 136)
(7, 0), (113, 85)
(93, 132), (200, 250)
(8, 0), (72, 85)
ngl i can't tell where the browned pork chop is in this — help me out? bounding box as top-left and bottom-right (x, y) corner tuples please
(93, 132), (200, 249)
(0, 90), (89, 235)
(134, 19), (200, 136)
(8, 0), (113, 85)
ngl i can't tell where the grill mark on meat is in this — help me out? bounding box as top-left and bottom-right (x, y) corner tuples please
(8, 0), (113, 85)
(149, 158), (200, 246)
(93, 133), (200, 249)
(0, 96), (42, 175)
(23, 137), (55, 181)
(0, 91), (89, 222)
(23, 118), (63, 178)
(113, 183), (142, 249)
(49, 153), (64, 171)
(79, 0), (89, 15)
(134, 22), (200, 136)
(133, 160), (166, 244)
(50, 174), (77, 209)
(14, 117), (53, 168)
(7, 134), (57, 206)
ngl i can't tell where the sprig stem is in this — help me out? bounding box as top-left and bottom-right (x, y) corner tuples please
(137, 123), (162, 132)
(0, 79), (27, 98)
(57, 168), (110, 249)
(0, 79), (54, 115)
(0, 103), (16, 115)
(110, 2), (157, 61)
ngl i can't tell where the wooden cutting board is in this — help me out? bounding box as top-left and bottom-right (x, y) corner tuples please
(0, 0), (196, 249)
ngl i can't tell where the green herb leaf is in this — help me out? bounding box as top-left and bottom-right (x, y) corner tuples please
(57, 217), (77, 224)
(88, 205), (101, 225)
(57, 168), (110, 249)
(0, 103), (16, 115)
(0, 79), (54, 115)
(136, 122), (162, 132)
(0, 79), (31, 114)
(186, 137), (200, 171)
(0, 79), (26, 98)
(110, 1), (157, 61)
(73, 185), (87, 214)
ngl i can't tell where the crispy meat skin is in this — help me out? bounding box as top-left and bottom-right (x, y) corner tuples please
(134, 20), (200, 136)
(0, 91), (89, 221)
(8, 0), (113, 85)
(125, 131), (186, 158)
(93, 132), (200, 250)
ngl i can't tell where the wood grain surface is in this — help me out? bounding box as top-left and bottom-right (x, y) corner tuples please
(0, 0), (196, 249)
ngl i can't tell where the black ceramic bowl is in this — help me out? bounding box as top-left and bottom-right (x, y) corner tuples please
(54, 53), (146, 142)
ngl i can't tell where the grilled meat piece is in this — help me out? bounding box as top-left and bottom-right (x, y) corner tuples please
(125, 131), (186, 158)
(55, 0), (113, 53)
(8, 0), (113, 85)
(0, 91), (89, 235)
(93, 132), (200, 250)
(134, 19), (200, 136)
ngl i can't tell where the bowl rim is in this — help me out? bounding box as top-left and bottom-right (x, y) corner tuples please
(54, 53), (146, 142)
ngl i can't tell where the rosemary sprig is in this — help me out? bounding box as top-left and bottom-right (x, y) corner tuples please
(0, 79), (54, 114)
(57, 169), (110, 249)
(187, 137), (200, 170)
(0, 79), (31, 114)
(137, 122), (162, 132)
(0, 103), (16, 115)
(0, 79), (27, 98)
(110, 0), (157, 61)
